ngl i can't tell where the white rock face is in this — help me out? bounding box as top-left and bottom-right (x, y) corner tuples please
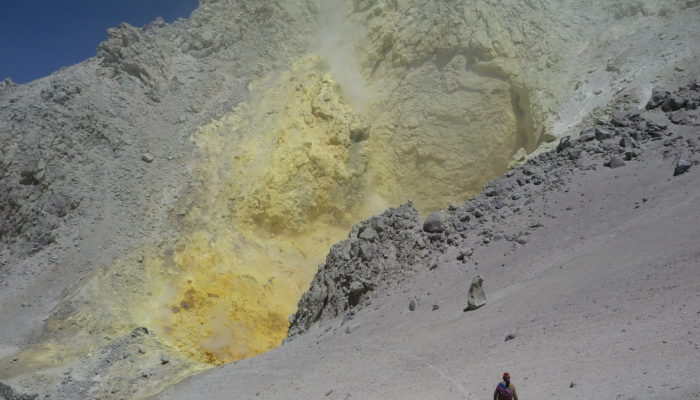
(0, 0), (699, 398)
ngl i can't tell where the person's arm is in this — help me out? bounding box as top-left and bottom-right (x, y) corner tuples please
(512, 386), (518, 400)
(493, 388), (498, 400)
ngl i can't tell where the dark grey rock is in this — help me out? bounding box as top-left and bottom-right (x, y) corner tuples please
(423, 212), (445, 233)
(515, 236), (529, 245)
(349, 115), (370, 142)
(611, 110), (630, 127)
(522, 166), (541, 176)
(606, 155), (626, 168)
(578, 130), (595, 141)
(625, 150), (640, 161)
(669, 111), (693, 125)
(674, 159), (692, 176)
(456, 248), (473, 261)
(649, 121), (668, 131)
(556, 136), (572, 152)
(661, 95), (686, 112)
(432, 304), (440, 311)
(595, 127), (612, 141)
(348, 281), (367, 306)
(408, 299), (417, 311)
(567, 148), (583, 160)
(370, 216), (386, 232)
(358, 226), (378, 241)
(646, 86), (668, 109)
(619, 136), (636, 148)
(19, 158), (47, 185)
(359, 242), (375, 261)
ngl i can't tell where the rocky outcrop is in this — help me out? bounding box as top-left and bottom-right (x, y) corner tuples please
(287, 203), (425, 337)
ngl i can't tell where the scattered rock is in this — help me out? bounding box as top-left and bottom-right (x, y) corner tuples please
(595, 127), (612, 141)
(141, 153), (155, 163)
(370, 216), (386, 232)
(20, 158), (48, 185)
(556, 136), (571, 152)
(348, 281), (367, 306)
(349, 115), (370, 142)
(578, 130), (595, 142)
(646, 86), (668, 109)
(661, 95), (686, 112)
(504, 333), (516, 341)
(605, 155), (626, 169)
(668, 111), (693, 125)
(515, 236), (529, 245)
(619, 136), (636, 148)
(673, 159), (691, 176)
(344, 323), (360, 334)
(358, 226), (377, 241)
(358, 242), (375, 262)
(456, 248), (474, 262)
(611, 110), (631, 127)
(423, 212), (445, 233)
(408, 299), (417, 311)
(432, 304), (440, 311)
(465, 275), (486, 311)
(566, 148), (583, 160)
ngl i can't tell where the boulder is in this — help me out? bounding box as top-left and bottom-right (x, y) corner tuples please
(358, 242), (375, 261)
(611, 110), (630, 127)
(669, 111), (693, 125)
(674, 159), (691, 176)
(423, 212), (445, 233)
(556, 136), (572, 152)
(619, 136), (636, 148)
(466, 275), (486, 311)
(646, 86), (668, 109)
(661, 95), (686, 112)
(606, 155), (626, 169)
(578, 130), (596, 142)
(358, 226), (378, 241)
(594, 127), (612, 141)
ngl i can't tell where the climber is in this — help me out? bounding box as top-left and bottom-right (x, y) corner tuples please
(493, 372), (518, 400)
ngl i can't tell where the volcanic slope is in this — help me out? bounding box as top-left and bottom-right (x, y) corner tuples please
(159, 85), (700, 399)
(1, 0), (700, 398)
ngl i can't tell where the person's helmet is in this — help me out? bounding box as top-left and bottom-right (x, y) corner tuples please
(503, 372), (510, 380)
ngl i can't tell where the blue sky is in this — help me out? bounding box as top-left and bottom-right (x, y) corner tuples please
(0, 0), (199, 83)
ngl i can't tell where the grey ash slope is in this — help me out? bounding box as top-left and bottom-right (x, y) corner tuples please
(161, 84), (700, 399)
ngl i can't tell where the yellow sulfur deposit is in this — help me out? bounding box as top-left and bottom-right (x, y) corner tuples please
(147, 57), (376, 363)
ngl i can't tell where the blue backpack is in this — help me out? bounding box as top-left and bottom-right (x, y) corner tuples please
(496, 382), (514, 400)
